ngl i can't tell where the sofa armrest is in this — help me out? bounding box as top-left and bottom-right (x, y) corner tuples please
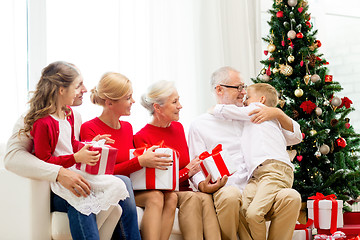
(0, 168), (51, 240)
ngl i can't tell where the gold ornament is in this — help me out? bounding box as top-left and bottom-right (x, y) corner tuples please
(294, 88), (303, 97)
(261, 68), (266, 74)
(331, 97), (341, 107)
(267, 43), (276, 53)
(287, 55), (295, 63)
(280, 64), (293, 76)
(272, 68), (279, 74)
(304, 74), (311, 85)
(320, 144), (330, 155)
(310, 129), (317, 136)
(287, 30), (296, 40)
(301, 0), (308, 7)
(279, 99), (286, 108)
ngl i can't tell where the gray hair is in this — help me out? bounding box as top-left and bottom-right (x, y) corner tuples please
(210, 66), (240, 91)
(141, 80), (176, 115)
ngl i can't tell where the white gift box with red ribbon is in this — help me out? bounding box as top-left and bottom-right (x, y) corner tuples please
(199, 144), (237, 183)
(75, 140), (118, 175)
(129, 148), (179, 191)
(307, 193), (343, 234)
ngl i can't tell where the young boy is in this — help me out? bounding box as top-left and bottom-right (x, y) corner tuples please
(212, 83), (302, 240)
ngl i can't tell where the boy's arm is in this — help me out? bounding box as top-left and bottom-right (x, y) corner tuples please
(212, 104), (255, 121)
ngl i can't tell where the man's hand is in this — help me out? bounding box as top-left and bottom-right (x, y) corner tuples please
(198, 174), (228, 193)
(57, 167), (91, 197)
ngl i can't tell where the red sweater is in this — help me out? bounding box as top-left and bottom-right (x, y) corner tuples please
(30, 111), (79, 168)
(134, 122), (192, 191)
(80, 117), (142, 176)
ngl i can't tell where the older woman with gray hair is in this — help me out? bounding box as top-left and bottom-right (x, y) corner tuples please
(134, 80), (221, 240)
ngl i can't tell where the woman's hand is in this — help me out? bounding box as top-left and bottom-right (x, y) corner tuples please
(92, 134), (115, 145)
(186, 157), (201, 177)
(74, 144), (100, 166)
(138, 145), (173, 170)
(198, 174), (228, 193)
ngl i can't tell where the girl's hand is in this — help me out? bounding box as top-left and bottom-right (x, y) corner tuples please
(186, 157), (202, 177)
(74, 144), (100, 166)
(138, 145), (173, 170)
(92, 134), (115, 145)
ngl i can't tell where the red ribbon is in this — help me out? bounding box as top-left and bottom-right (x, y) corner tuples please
(133, 141), (178, 190)
(308, 193), (338, 234)
(295, 219), (314, 240)
(199, 144), (230, 180)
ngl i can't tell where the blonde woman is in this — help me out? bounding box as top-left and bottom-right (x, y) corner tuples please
(80, 73), (177, 240)
(133, 80), (221, 240)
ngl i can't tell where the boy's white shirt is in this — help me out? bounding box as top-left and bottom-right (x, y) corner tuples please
(212, 102), (302, 179)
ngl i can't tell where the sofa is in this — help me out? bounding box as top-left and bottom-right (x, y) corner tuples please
(0, 168), (183, 240)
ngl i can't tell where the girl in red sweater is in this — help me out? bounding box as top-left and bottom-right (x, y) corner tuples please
(80, 72), (177, 240)
(20, 61), (128, 239)
(134, 80), (221, 240)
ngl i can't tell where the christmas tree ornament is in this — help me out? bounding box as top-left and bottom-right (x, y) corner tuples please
(296, 155), (303, 162)
(325, 129), (330, 134)
(283, 21), (290, 29)
(267, 43), (276, 53)
(310, 129), (317, 136)
(303, 74), (311, 85)
(336, 137), (347, 148)
(307, 54), (317, 68)
(278, 98), (286, 108)
(330, 119), (339, 127)
(287, 55), (295, 63)
(289, 11), (295, 19)
(260, 74), (270, 82)
(287, 30), (296, 39)
(345, 123), (351, 129)
(293, 109), (299, 118)
(306, 21), (311, 28)
(302, 133), (305, 139)
(331, 97), (341, 107)
(276, 0), (283, 5)
(261, 68), (266, 74)
(315, 107), (322, 116)
(296, 32), (304, 38)
(300, 100), (317, 114)
(294, 87), (303, 97)
(340, 97), (353, 109)
(280, 64), (293, 76)
(272, 68), (279, 74)
(301, 0), (308, 7)
(288, 0), (298, 7)
(320, 144), (330, 155)
(311, 74), (321, 83)
(298, 7), (303, 13)
(315, 150), (321, 158)
(276, 11), (284, 18)
(324, 75), (333, 82)
(295, 24), (302, 32)
(323, 100), (330, 106)
(300, 60), (304, 67)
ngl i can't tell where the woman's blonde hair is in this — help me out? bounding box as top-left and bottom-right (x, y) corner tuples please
(141, 80), (176, 115)
(248, 83), (279, 107)
(20, 61), (80, 135)
(90, 72), (131, 106)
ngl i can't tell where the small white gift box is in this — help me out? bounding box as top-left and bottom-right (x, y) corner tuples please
(199, 144), (237, 183)
(307, 198), (343, 230)
(129, 148), (179, 191)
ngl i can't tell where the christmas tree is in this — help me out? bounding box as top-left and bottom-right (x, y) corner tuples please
(253, 0), (360, 207)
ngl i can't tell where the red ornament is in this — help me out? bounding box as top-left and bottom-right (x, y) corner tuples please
(336, 137), (347, 149)
(315, 40), (322, 47)
(296, 32), (304, 38)
(297, 155), (303, 162)
(345, 123), (351, 129)
(300, 60), (304, 67)
(281, 40), (285, 46)
(298, 7), (303, 13)
(306, 21), (311, 28)
(300, 100), (317, 114)
(276, 11), (284, 18)
(264, 50), (269, 55)
(340, 97), (353, 109)
(302, 133), (305, 139)
(325, 75), (333, 82)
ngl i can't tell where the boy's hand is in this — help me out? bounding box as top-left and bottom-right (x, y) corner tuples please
(74, 144), (100, 166)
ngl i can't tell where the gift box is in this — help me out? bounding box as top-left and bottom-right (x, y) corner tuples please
(294, 219), (314, 240)
(76, 140), (118, 175)
(307, 193), (344, 234)
(199, 144), (237, 183)
(129, 147), (179, 191)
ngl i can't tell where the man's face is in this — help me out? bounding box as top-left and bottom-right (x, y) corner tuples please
(72, 75), (87, 106)
(218, 71), (246, 107)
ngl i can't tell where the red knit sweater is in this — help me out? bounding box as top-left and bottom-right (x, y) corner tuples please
(30, 110), (79, 168)
(133, 122), (192, 191)
(80, 117), (142, 176)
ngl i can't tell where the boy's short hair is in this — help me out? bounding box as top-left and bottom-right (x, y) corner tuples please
(248, 83), (279, 107)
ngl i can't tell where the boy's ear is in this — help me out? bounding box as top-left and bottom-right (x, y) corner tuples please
(259, 96), (266, 104)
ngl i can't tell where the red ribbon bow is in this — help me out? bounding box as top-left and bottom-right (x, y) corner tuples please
(199, 144), (222, 160)
(295, 219), (314, 240)
(308, 193), (338, 234)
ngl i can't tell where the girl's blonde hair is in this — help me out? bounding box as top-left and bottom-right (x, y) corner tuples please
(90, 72), (131, 106)
(20, 61), (80, 135)
(248, 83), (279, 107)
(140, 80), (176, 115)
